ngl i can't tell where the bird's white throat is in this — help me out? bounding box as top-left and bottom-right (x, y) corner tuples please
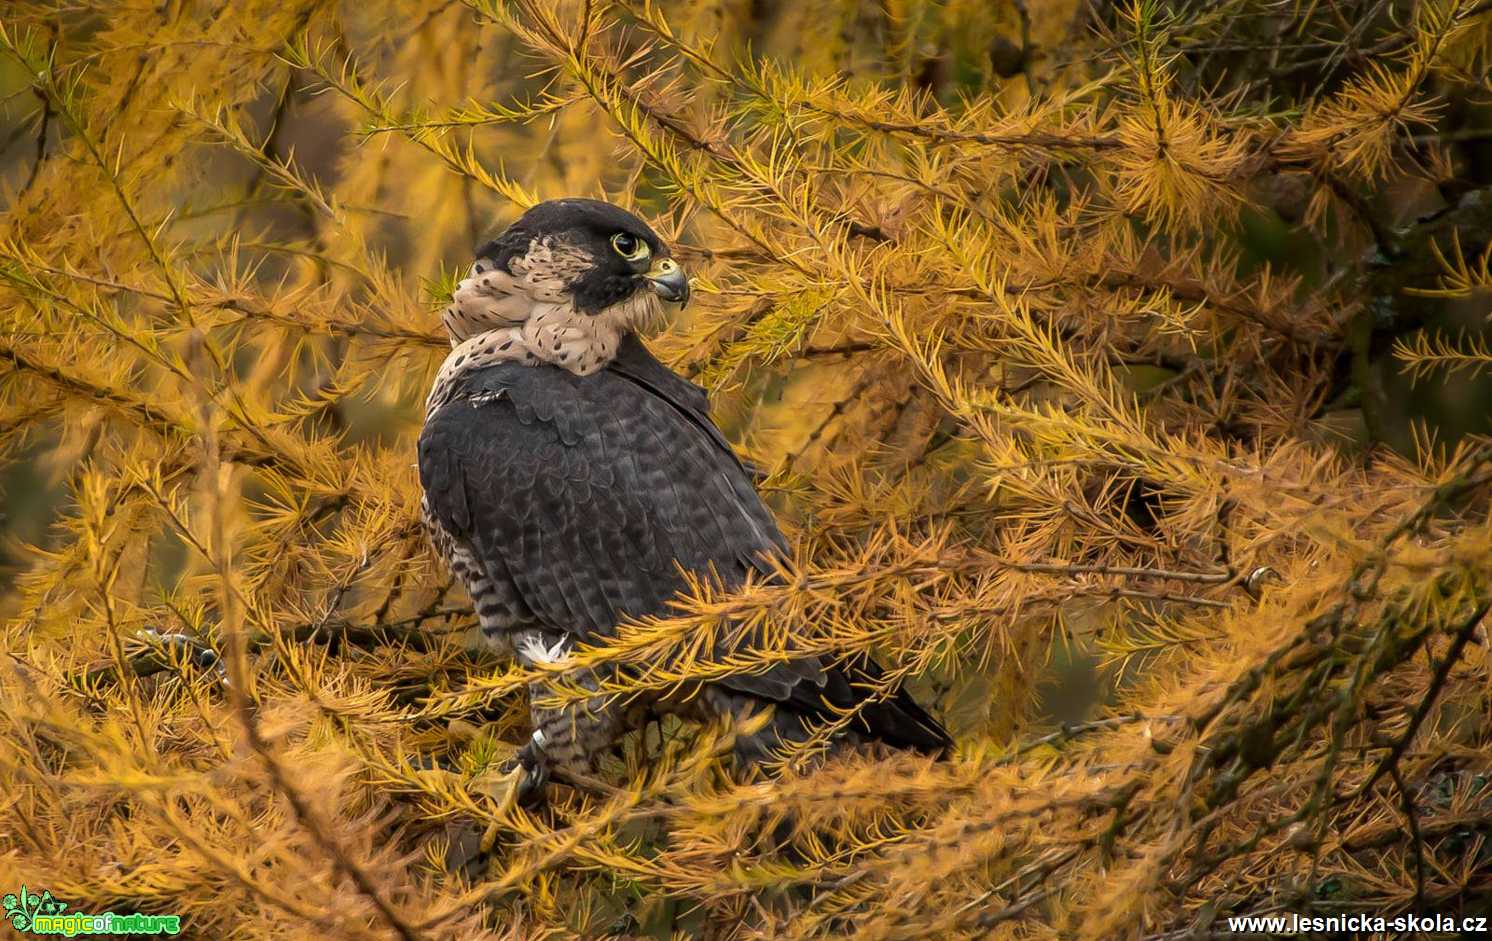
(426, 257), (663, 415)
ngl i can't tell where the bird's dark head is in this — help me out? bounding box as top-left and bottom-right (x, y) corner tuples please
(472, 198), (689, 315)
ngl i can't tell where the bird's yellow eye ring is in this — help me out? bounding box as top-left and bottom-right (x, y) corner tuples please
(611, 232), (650, 261)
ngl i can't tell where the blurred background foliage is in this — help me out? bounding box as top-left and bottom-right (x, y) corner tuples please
(2, 0), (1492, 938)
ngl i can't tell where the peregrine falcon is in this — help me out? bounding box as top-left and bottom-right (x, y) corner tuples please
(418, 198), (949, 800)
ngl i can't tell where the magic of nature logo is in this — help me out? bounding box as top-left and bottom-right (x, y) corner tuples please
(3, 886), (181, 936)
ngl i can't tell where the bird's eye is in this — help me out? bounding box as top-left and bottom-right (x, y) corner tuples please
(611, 232), (649, 261)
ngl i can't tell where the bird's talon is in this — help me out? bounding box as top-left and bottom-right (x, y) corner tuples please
(514, 762), (549, 807)
(506, 733), (549, 807)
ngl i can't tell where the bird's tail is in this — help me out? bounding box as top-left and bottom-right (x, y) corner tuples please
(841, 652), (953, 757)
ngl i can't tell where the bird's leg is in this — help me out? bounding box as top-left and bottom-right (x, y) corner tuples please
(510, 729), (551, 807)
(508, 634), (626, 806)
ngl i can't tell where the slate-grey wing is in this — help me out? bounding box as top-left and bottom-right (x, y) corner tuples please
(418, 339), (949, 758)
(421, 371), (766, 635)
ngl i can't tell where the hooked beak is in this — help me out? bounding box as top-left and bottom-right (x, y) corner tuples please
(642, 257), (690, 306)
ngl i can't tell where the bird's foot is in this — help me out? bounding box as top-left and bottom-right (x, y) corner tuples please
(499, 730), (550, 807)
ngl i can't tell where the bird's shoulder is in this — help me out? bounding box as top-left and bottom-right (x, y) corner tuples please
(420, 335), (733, 466)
